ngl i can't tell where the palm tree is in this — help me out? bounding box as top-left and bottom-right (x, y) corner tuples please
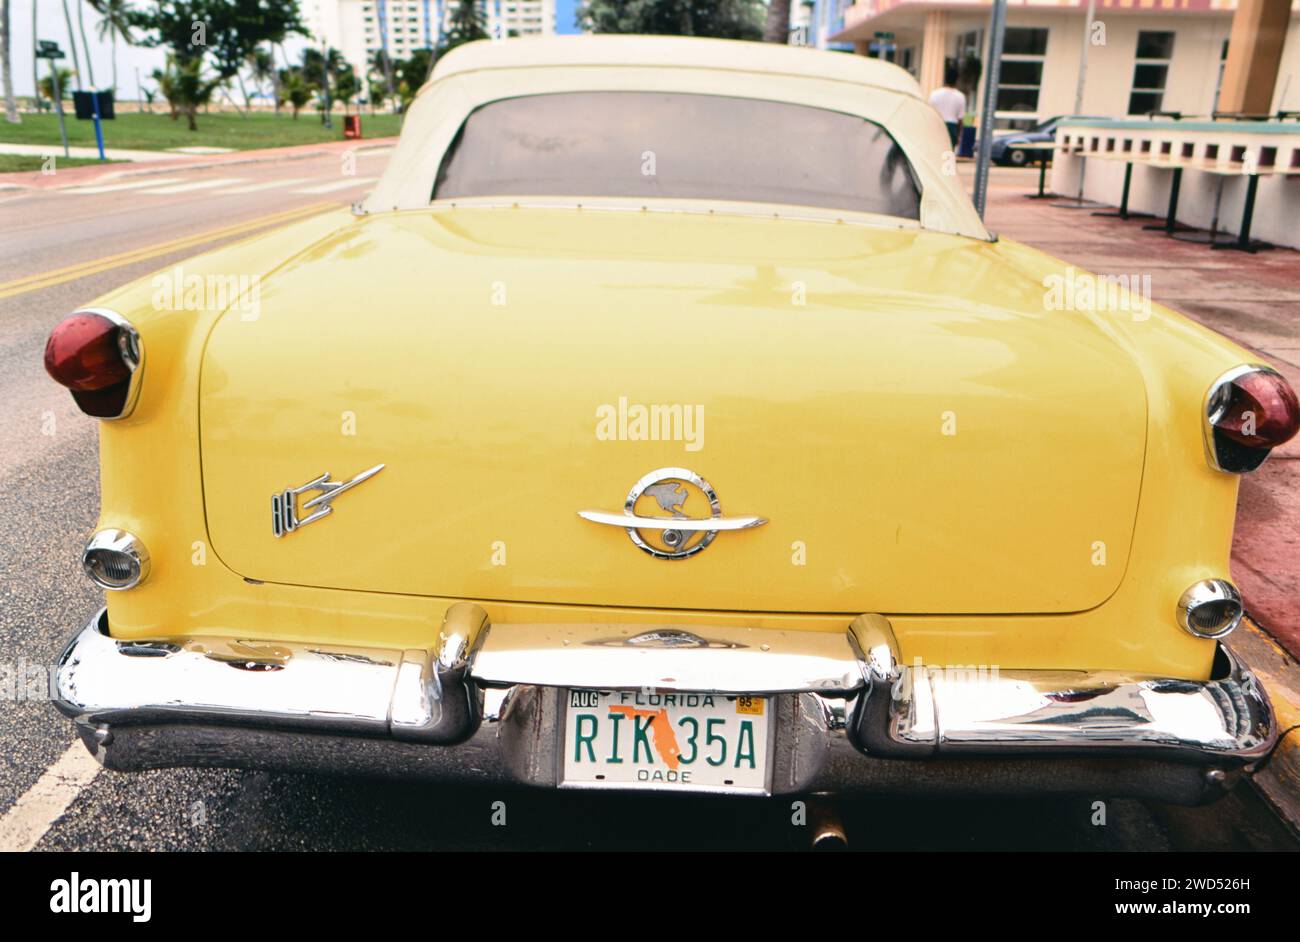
(75, 0), (96, 87)
(1, 0), (19, 122)
(333, 65), (359, 113)
(92, 0), (133, 93)
(303, 46), (345, 124)
(763, 0), (791, 44)
(39, 67), (74, 103)
(60, 0), (83, 90)
(152, 54), (220, 130)
(150, 63), (176, 119)
(444, 0), (487, 51)
(369, 47), (395, 112)
(278, 68), (313, 120)
(247, 47), (275, 113)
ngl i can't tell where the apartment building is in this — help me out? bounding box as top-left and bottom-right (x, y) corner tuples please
(303, 0), (559, 75)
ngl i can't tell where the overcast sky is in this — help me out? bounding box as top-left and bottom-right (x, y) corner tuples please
(8, 1), (314, 98)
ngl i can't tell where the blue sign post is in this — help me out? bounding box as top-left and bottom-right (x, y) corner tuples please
(90, 90), (106, 161)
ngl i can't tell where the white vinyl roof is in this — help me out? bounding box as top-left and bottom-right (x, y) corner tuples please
(425, 34), (927, 99)
(362, 36), (990, 241)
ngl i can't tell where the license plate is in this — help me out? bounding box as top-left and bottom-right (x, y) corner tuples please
(562, 690), (771, 794)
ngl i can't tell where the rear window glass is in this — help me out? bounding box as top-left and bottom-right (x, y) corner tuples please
(433, 91), (921, 219)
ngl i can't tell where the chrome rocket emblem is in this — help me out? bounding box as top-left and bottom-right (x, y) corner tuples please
(578, 467), (766, 559)
(272, 464), (384, 537)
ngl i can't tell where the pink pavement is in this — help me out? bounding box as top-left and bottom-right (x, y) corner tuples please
(983, 171), (1300, 658)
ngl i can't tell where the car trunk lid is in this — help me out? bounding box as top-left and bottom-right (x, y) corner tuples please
(197, 207), (1145, 614)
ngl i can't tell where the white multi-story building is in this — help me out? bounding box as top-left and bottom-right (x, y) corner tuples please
(303, 0), (557, 76)
(831, 0), (1300, 124)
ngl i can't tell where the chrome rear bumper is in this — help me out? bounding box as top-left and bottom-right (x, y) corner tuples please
(54, 606), (1278, 804)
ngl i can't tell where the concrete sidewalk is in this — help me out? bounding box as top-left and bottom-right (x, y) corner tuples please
(0, 137), (398, 190)
(0, 142), (186, 162)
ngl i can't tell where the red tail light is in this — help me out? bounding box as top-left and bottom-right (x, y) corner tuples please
(43, 309), (143, 419)
(1205, 366), (1300, 472)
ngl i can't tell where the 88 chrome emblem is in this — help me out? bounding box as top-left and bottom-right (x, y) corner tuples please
(578, 467), (767, 559)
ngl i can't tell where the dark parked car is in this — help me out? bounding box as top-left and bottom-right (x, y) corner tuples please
(991, 115), (1101, 165)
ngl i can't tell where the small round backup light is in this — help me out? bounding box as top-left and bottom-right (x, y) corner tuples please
(82, 530), (150, 591)
(1176, 579), (1243, 639)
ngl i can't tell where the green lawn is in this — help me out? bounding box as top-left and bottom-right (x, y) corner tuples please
(0, 154), (127, 173)
(0, 111), (404, 152)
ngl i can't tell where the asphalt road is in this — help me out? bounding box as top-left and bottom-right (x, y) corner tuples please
(0, 158), (1295, 851)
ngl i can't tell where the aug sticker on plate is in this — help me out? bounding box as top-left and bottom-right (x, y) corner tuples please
(562, 690), (770, 794)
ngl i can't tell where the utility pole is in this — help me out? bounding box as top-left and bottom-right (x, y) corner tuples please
(1073, 0), (1097, 115)
(50, 59), (68, 158)
(320, 40), (333, 130)
(972, 0), (1007, 219)
(36, 40), (68, 157)
(31, 0), (41, 111)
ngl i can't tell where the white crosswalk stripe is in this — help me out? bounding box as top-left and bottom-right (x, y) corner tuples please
(294, 176), (378, 194)
(58, 170), (383, 200)
(137, 177), (248, 195)
(0, 742), (101, 852)
(59, 177), (186, 195)
(222, 177), (314, 194)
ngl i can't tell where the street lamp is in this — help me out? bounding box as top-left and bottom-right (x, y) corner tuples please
(36, 40), (70, 159)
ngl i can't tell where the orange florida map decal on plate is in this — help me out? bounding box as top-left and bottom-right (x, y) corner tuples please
(608, 705), (682, 769)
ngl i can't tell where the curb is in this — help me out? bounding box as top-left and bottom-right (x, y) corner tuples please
(1232, 620), (1300, 837)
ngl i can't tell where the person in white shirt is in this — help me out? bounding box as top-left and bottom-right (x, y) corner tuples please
(928, 66), (966, 149)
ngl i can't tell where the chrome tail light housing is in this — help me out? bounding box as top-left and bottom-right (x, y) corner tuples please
(1203, 365), (1300, 472)
(44, 308), (144, 419)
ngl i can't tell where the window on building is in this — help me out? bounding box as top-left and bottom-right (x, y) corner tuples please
(995, 27), (1048, 118)
(953, 28), (983, 99)
(1213, 39), (1229, 111)
(1128, 31), (1175, 115)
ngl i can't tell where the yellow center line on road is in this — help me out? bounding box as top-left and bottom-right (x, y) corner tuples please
(0, 200), (340, 300)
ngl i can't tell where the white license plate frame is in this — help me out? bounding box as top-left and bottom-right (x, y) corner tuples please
(558, 689), (775, 796)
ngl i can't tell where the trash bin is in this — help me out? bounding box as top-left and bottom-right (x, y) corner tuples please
(344, 115), (362, 140)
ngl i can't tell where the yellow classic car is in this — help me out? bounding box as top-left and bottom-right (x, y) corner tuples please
(44, 36), (1299, 802)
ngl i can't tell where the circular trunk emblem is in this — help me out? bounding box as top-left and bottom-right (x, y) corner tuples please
(624, 467), (722, 559)
(577, 468), (767, 559)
